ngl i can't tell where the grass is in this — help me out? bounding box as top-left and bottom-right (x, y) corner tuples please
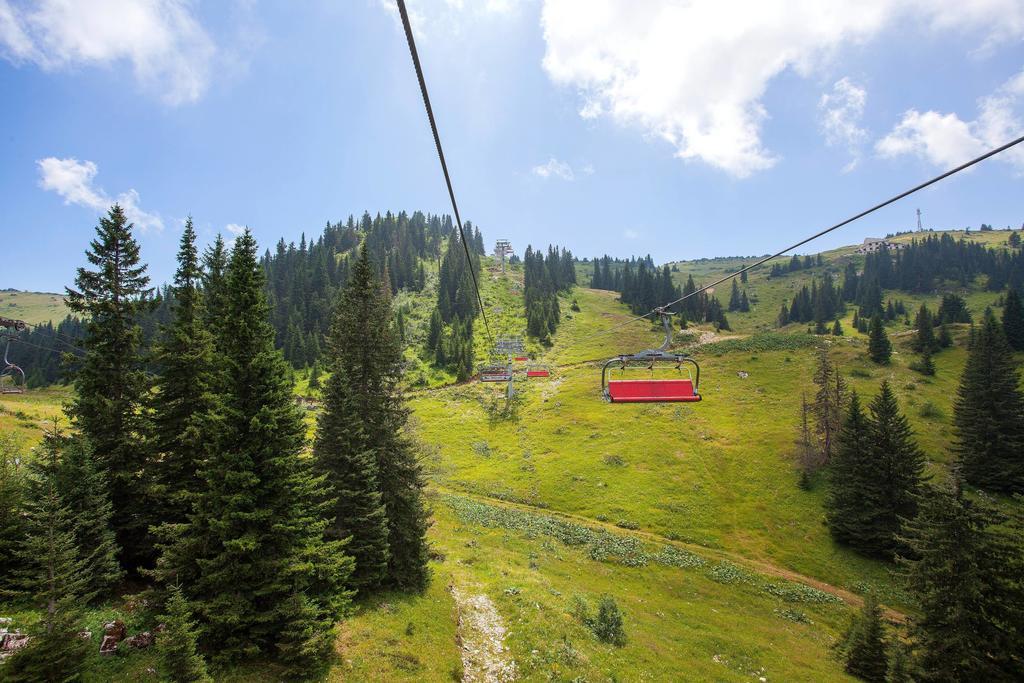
(3, 229), (1021, 680)
(0, 289), (70, 325)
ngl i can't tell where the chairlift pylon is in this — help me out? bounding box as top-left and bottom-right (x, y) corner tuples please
(601, 308), (701, 403)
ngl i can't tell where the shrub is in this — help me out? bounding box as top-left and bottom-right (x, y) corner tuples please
(592, 596), (627, 646)
(850, 367), (872, 378)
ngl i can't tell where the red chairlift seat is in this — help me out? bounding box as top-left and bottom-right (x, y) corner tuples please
(600, 308), (701, 403)
(606, 378), (699, 402)
(526, 365), (550, 378)
(514, 355), (528, 362)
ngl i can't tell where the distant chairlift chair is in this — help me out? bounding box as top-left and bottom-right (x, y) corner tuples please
(526, 364), (550, 378)
(601, 308), (701, 403)
(479, 363), (513, 382)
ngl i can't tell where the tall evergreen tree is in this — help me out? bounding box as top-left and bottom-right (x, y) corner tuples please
(315, 246), (430, 592)
(65, 204), (152, 570)
(812, 349), (846, 466)
(156, 230), (353, 670)
(158, 583), (212, 683)
(4, 434), (90, 682)
(898, 478), (1024, 680)
(149, 218), (219, 530)
(1002, 288), (1024, 351)
(0, 434), (26, 596)
(952, 309), (1024, 493)
(51, 431), (122, 601)
(728, 279), (741, 311)
(868, 315), (892, 364)
(864, 381), (926, 558)
(201, 233), (229, 350)
(314, 246), (392, 591)
(911, 304), (937, 353)
(825, 393), (873, 547)
(841, 592), (888, 682)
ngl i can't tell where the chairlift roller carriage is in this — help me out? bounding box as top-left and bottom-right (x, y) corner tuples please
(602, 308), (701, 403)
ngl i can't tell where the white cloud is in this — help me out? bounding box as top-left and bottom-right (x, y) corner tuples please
(532, 157), (575, 180)
(819, 77), (867, 171)
(876, 67), (1024, 171)
(225, 223), (246, 236)
(581, 163), (595, 175)
(37, 157), (163, 232)
(540, 0), (1024, 178)
(0, 0), (215, 105)
(623, 228), (639, 239)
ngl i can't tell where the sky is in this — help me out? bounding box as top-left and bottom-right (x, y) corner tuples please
(1, 0), (1023, 293)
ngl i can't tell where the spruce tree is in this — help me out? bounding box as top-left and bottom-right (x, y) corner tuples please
(885, 641), (913, 683)
(201, 233), (229, 351)
(898, 478), (1024, 680)
(157, 230), (353, 670)
(913, 348), (935, 376)
(728, 279), (741, 311)
(314, 245), (392, 591)
(868, 315), (891, 364)
(65, 203), (152, 569)
(0, 434), (26, 596)
(5, 434), (90, 682)
(812, 349), (846, 466)
(841, 592), (888, 682)
(912, 304), (937, 353)
(952, 309), (1024, 493)
(863, 381), (926, 558)
(825, 393), (873, 547)
(51, 431), (122, 602)
(149, 218), (219, 529)
(1002, 288), (1024, 351)
(832, 319), (843, 336)
(314, 245), (430, 592)
(158, 584), (212, 683)
(937, 323), (953, 349)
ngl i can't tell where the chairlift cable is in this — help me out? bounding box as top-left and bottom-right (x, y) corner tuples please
(395, 0), (493, 347)
(19, 321), (87, 355)
(4, 335), (83, 357)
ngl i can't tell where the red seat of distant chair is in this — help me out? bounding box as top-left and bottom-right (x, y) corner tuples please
(527, 369), (550, 378)
(607, 379), (701, 403)
(514, 356), (528, 362)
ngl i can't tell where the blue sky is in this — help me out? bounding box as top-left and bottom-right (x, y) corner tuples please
(1, 0), (1023, 292)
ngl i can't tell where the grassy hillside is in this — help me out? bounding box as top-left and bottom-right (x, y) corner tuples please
(1, 229), (1020, 681)
(0, 289), (69, 325)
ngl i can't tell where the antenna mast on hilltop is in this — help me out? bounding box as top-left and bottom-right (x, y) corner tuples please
(494, 239), (513, 273)
(917, 208), (923, 231)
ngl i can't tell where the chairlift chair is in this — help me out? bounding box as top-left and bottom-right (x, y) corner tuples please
(526, 364), (550, 378)
(0, 337), (26, 394)
(601, 309), (701, 403)
(479, 363), (513, 382)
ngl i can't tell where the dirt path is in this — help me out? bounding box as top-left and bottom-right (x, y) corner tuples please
(438, 485), (907, 624)
(449, 585), (517, 682)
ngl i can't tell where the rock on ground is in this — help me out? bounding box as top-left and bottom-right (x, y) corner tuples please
(450, 585), (517, 683)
